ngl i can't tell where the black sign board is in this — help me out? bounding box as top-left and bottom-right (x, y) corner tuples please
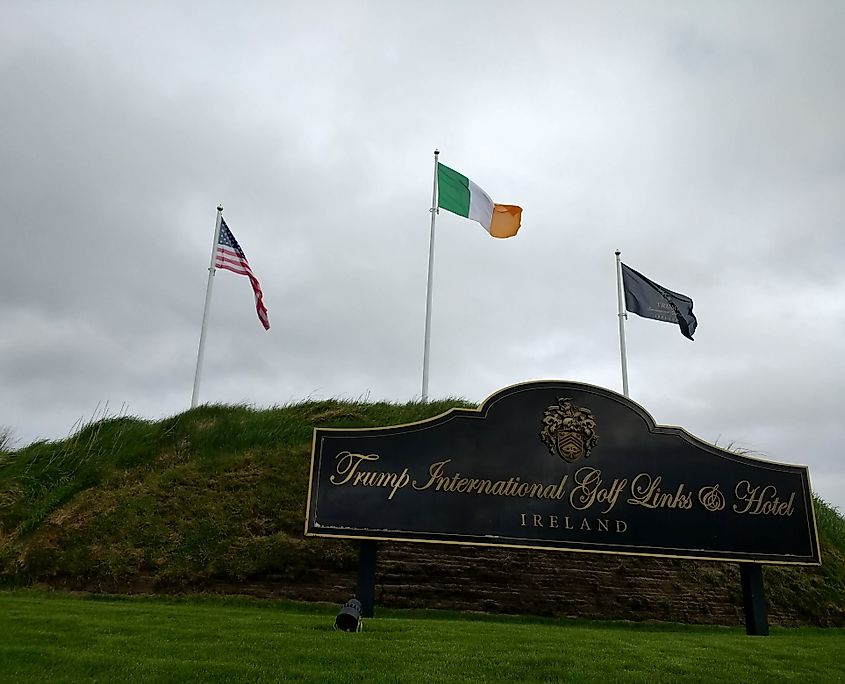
(305, 381), (820, 565)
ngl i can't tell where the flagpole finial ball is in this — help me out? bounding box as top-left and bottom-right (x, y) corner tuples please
(615, 250), (621, 256)
(217, 204), (224, 212)
(434, 149), (439, 155)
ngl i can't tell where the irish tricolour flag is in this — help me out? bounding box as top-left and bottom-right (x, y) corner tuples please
(437, 163), (522, 238)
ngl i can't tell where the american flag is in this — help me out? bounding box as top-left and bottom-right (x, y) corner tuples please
(215, 218), (270, 330)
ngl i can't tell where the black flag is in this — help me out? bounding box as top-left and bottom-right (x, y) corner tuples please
(621, 263), (698, 340)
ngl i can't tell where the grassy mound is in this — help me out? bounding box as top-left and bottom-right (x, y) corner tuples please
(0, 401), (468, 590)
(1, 400), (843, 625)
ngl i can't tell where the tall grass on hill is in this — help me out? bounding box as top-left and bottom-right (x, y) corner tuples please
(814, 497), (845, 553)
(0, 399), (472, 590)
(0, 426), (15, 455)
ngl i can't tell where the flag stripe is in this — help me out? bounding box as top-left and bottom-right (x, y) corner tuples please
(215, 258), (256, 278)
(216, 262), (253, 278)
(214, 218), (270, 330)
(467, 179), (494, 229)
(215, 254), (256, 274)
(216, 246), (250, 261)
(436, 163), (471, 217)
(489, 204), (522, 238)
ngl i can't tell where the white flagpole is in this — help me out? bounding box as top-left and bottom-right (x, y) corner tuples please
(614, 250), (630, 397)
(421, 149), (439, 402)
(191, 205), (224, 408)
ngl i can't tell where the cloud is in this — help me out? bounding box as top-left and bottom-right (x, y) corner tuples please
(2, 1), (843, 514)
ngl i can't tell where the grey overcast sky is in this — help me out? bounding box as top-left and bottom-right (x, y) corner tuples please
(2, 1), (843, 512)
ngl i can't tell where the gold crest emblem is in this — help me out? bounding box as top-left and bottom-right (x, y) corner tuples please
(540, 397), (598, 462)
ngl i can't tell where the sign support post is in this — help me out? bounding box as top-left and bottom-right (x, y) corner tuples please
(740, 563), (769, 636)
(356, 541), (377, 618)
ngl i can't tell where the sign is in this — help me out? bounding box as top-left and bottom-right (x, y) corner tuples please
(304, 381), (820, 565)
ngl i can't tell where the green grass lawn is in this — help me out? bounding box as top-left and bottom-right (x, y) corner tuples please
(1, 592), (843, 683)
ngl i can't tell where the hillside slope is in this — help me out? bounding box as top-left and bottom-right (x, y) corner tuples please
(1, 401), (843, 626)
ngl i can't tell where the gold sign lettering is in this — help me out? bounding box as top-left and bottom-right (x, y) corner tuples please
(330, 453), (799, 520)
(628, 473), (693, 510)
(569, 467), (627, 514)
(331, 451), (379, 485)
(519, 512), (628, 533)
(330, 452), (410, 500)
(414, 459), (567, 500)
(732, 481), (796, 516)
(698, 484), (726, 512)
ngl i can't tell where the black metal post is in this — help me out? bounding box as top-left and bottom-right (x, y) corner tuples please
(356, 541), (377, 618)
(739, 563), (769, 636)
